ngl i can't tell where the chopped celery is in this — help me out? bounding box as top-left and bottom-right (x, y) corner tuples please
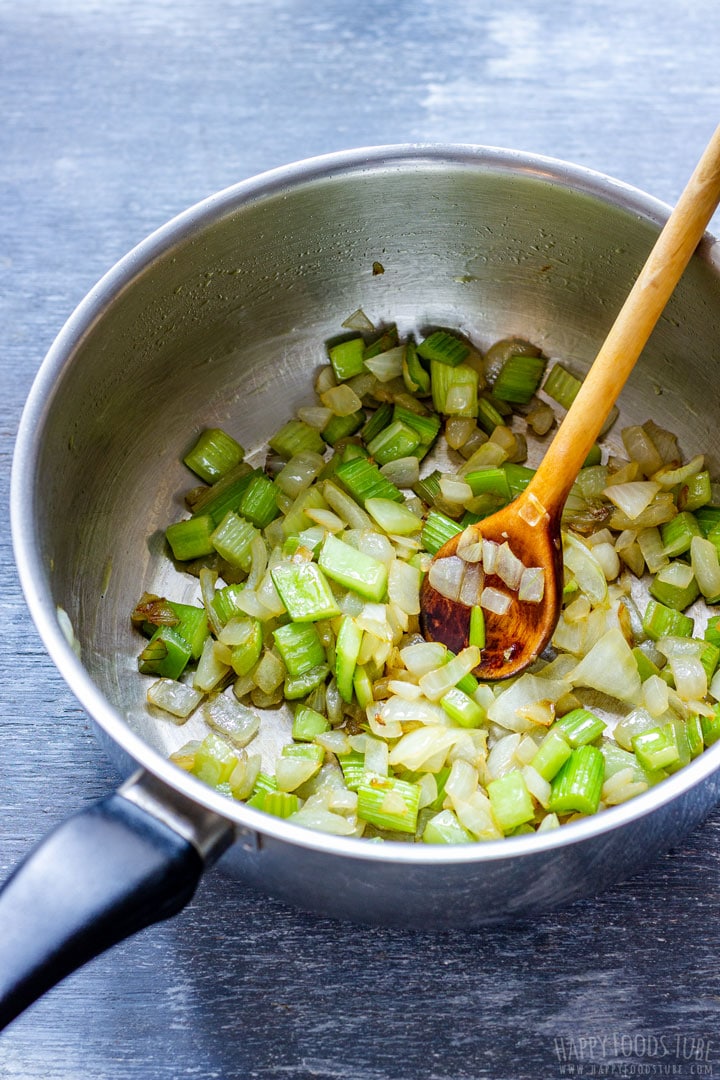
(487, 771), (535, 833)
(335, 455), (404, 506)
(211, 511), (259, 570)
(403, 339), (431, 395)
(642, 599), (694, 641)
(192, 733), (238, 787)
(322, 408), (365, 446)
(367, 419), (421, 464)
(318, 533), (388, 602)
(269, 419), (325, 459)
(492, 354), (547, 404)
(632, 725), (680, 772)
(248, 790), (300, 817)
(166, 515), (215, 561)
(283, 664), (330, 699)
(465, 467), (512, 501)
(211, 583), (247, 627)
(554, 708), (605, 747)
(335, 615), (364, 702)
(228, 618), (263, 676)
(421, 509), (463, 555)
(476, 395), (506, 434)
(273, 622), (326, 677)
(238, 474), (280, 529)
(357, 777), (421, 833)
(417, 330), (469, 367)
(431, 361), (478, 417)
(700, 705), (720, 747)
(531, 728), (573, 782)
(184, 428), (244, 483)
(549, 746), (604, 816)
(422, 809), (474, 844)
(468, 605), (485, 649)
(328, 337), (366, 380)
(361, 402), (394, 445)
(270, 561), (341, 622)
(661, 511), (701, 557)
(138, 625), (193, 680)
(440, 686), (485, 728)
(543, 363), (582, 410)
(190, 463), (256, 525)
(339, 751), (368, 791)
(292, 704), (331, 742)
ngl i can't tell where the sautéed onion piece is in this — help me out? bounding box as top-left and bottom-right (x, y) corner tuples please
(131, 316), (720, 843)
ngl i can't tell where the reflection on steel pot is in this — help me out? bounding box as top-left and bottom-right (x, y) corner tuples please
(6, 145), (720, 1027)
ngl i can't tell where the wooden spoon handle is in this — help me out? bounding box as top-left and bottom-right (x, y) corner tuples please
(528, 122), (720, 515)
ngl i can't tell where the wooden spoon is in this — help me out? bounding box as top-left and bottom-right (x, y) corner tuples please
(421, 124), (720, 680)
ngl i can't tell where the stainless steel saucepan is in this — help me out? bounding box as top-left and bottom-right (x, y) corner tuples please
(6, 145), (720, 1028)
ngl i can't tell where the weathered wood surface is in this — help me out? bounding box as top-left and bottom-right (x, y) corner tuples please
(2, 2), (720, 1076)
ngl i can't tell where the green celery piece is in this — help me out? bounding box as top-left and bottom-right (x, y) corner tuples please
(682, 470), (712, 511)
(492, 353), (547, 404)
(696, 505), (720, 537)
(283, 663), (330, 700)
(166, 515), (216, 561)
(700, 704), (720, 747)
(422, 809), (474, 844)
(705, 614), (720, 649)
(430, 360), (478, 417)
(421, 509), (463, 555)
(211, 511), (259, 570)
(427, 765), (452, 812)
(468, 606), (485, 649)
(238, 474), (280, 528)
(696, 638), (720, 681)
(192, 733), (238, 788)
(417, 330), (470, 367)
(440, 686), (485, 728)
(211, 582), (247, 627)
(413, 469), (442, 507)
(632, 646), (673, 686)
(583, 444), (603, 467)
(361, 401), (394, 445)
(322, 409), (365, 446)
(270, 561), (341, 622)
(318, 533), (388, 602)
(335, 455), (404, 506)
(531, 728), (573, 782)
(548, 746), (604, 816)
(392, 404), (442, 447)
(281, 485), (329, 538)
(292, 704), (331, 742)
(248, 790), (300, 818)
(476, 395), (506, 434)
(328, 337), (366, 380)
(665, 716), (692, 775)
(229, 619), (263, 676)
(642, 599), (694, 641)
(403, 339), (431, 395)
(352, 664), (374, 709)
(269, 419), (325, 459)
(367, 420), (421, 465)
(487, 771), (535, 833)
(190, 463), (256, 525)
(335, 615), (364, 702)
(661, 511), (701, 557)
(184, 428), (244, 484)
(357, 777), (422, 834)
(543, 362), (582, 410)
(167, 601), (209, 660)
(649, 569), (700, 611)
(281, 742), (325, 764)
(632, 724), (680, 772)
(503, 463), (535, 497)
(465, 467), (512, 500)
(252, 772), (278, 795)
(338, 750), (366, 791)
(554, 708), (605, 747)
(273, 621), (326, 677)
(363, 326), (399, 360)
(686, 714), (704, 758)
(138, 625), (193, 680)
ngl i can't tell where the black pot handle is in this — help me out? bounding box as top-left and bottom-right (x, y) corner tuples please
(0, 773), (234, 1030)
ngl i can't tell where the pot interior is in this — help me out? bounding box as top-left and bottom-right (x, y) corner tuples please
(26, 149), (720, 773)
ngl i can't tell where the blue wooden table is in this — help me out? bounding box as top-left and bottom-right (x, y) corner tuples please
(2, 2), (720, 1077)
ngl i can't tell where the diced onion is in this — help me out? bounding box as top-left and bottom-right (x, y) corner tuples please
(479, 586), (511, 615)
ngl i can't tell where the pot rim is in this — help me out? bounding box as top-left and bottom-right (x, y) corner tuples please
(11, 141), (720, 865)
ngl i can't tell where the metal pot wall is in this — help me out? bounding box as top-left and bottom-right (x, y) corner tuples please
(6, 145), (720, 1026)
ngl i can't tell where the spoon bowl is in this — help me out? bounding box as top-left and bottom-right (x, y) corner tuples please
(421, 124), (720, 678)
